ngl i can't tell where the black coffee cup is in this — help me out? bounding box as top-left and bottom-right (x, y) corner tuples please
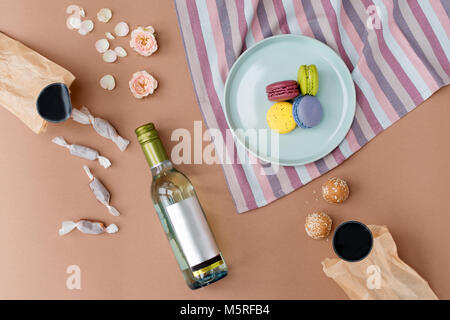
(332, 221), (373, 262)
(36, 82), (72, 122)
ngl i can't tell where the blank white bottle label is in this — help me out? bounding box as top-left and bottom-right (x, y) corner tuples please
(166, 196), (219, 267)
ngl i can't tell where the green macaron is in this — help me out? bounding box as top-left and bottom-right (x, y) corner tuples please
(297, 64), (319, 96)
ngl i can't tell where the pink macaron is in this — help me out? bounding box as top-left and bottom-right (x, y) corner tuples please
(266, 80), (300, 101)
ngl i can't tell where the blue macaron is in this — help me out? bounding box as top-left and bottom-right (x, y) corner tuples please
(292, 95), (323, 128)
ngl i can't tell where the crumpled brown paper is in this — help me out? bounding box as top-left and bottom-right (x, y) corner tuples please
(0, 32), (75, 133)
(322, 225), (438, 300)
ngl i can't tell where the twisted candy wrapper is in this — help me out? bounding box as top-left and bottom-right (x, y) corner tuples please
(83, 166), (120, 216)
(52, 136), (111, 168)
(71, 106), (130, 151)
(59, 220), (118, 236)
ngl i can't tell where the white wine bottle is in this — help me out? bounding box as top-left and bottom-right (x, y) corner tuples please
(135, 123), (228, 289)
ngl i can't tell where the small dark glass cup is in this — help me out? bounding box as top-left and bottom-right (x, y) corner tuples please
(332, 221), (373, 262)
(36, 82), (72, 122)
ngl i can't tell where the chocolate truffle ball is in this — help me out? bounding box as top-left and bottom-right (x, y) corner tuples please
(322, 177), (349, 204)
(305, 211), (332, 239)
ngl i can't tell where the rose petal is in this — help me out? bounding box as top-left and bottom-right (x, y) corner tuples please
(114, 47), (127, 57)
(68, 16), (82, 30)
(78, 19), (94, 35)
(144, 26), (155, 33)
(105, 32), (115, 40)
(100, 75), (116, 90)
(66, 4), (84, 16)
(97, 8), (112, 23)
(114, 22), (129, 37)
(66, 5), (84, 30)
(95, 39), (109, 53)
(102, 50), (117, 63)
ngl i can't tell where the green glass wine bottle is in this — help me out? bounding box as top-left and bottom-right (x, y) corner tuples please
(135, 123), (228, 289)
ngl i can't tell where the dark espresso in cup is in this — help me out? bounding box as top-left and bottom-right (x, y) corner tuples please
(333, 221), (373, 262)
(36, 83), (72, 122)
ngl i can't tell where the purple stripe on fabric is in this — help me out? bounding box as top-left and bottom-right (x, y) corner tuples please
(321, 0), (353, 70)
(331, 147), (346, 164)
(342, 1), (408, 117)
(186, 0), (258, 210)
(284, 166), (303, 189)
(349, 117), (368, 146)
(408, 0), (450, 78)
(215, 0), (237, 69)
(236, 0), (248, 53)
(302, 0), (326, 43)
(354, 84), (384, 135)
(273, 0), (291, 34)
(314, 158), (329, 175)
(392, 1), (444, 86)
(260, 162), (285, 197)
(441, 0), (450, 18)
(361, 0), (423, 106)
(256, 0), (273, 38)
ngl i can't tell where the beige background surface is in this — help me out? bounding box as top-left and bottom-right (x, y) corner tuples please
(0, 0), (448, 299)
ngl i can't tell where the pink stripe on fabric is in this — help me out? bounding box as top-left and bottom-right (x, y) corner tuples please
(273, 0), (291, 34)
(383, 0), (439, 93)
(320, 0), (353, 69)
(291, 0), (314, 36)
(340, 7), (400, 124)
(331, 147), (346, 165)
(354, 85), (383, 135)
(250, 0), (264, 41)
(205, 0), (229, 83)
(284, 166), (303, 189)
(408, 0), (450, 78)
(248, 154), (277, 203)
(305, 162), (321, 180)
(186, 0), (258, 210)
(346, 129), (361, 153)
(429, 0), (450, 39)
(236, 0), (249, 51)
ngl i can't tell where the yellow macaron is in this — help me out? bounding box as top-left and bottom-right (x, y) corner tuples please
(266, 101), (296, 134)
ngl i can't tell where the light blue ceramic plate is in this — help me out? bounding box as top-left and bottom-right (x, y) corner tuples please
(224, 35), (356, 166)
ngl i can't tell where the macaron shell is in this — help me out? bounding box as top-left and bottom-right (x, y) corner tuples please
(297, 66), (308, 96)
(268, 89), (300, 101)
(309, 65), (319, 96)
(265, 80), (298, 92)
(292, 95), (323, 128)
(266, 80), (300, 101)
(297, 64), (319, 96)
(266, 102), (297, 134)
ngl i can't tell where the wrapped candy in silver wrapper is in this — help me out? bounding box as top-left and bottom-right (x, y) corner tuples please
(59, 220), (118, 236)
(52, 136), (111, 168)
(71, 106), (130, 151)
(83, 165), (120, 216)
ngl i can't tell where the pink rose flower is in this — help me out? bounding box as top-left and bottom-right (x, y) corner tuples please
(129, 71), (158, 99)
(129, 26), (158, 56)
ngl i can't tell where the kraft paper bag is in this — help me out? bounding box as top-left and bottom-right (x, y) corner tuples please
(322, 225), (438, 300)
(0, 32), (75, 133)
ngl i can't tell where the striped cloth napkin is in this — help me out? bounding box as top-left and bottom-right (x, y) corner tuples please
(174, 0), (450, 213)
